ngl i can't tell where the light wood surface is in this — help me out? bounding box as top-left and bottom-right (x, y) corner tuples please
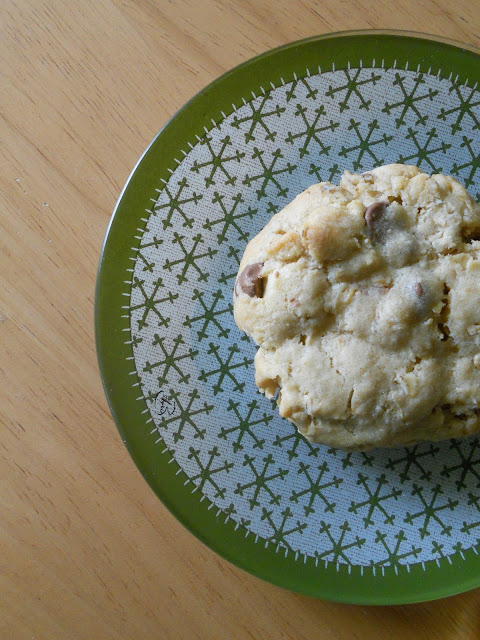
(2, 1), (480, 638)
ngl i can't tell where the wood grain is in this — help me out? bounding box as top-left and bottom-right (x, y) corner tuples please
(1, 1), (480, 638)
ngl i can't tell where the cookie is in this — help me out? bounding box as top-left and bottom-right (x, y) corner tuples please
(233, 164), (480, 450)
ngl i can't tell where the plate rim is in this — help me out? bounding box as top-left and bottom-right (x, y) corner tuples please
(95, 29), (480, 604)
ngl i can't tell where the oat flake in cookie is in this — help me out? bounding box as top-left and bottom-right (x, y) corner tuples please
(233, 164), (480, 450)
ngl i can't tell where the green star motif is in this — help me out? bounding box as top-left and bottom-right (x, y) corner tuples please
(234, 453), (289, 509)
(191, 135), (245, 187)
(222, 503), (251, 528)
(404, 483), (458, 539)
(325, 68), (382, 112)
(430, 539), (466, 560)
(315, 521), (366, 564)
(339, 118), (393, 170)
(441, 438), (480, 491)
(385, 444), (439, 483)
(231, 92), (285, 142)
(243, 148), (297, 200)
(218, 399), (271, 452)
(327, 449), (375, 471)
(183, 288), (232, 342)
(203, 191), (255, 244)
(134, 231), (163, 273)
(272, 427), (319, 462)
(348, 473), (402, 528)
(163, 232), (218, 284)
(451, 136), (480, 196)
(143, 334), (198, 386)
(285, 104), (339, 158)
(373, 530), (421, 569)
(438, 80), (480, 133)
(261, 506), (307, 552)
(153, 389), (213, 443)
(285, 75), (319, 103)
(382, 72), (438, 128)
(399, 127), (451, 173)
(217, 245), (242, 287)
(129, 334), (143, 349)
(130, 276), (178, 331)
(153, 177), (202, 230)
(198, 343), (253, 395)
(289, 461), (342, 515)
(308, 162), (340, 183)
(460, 493), (480, 536)
(188, 446), (234, 499)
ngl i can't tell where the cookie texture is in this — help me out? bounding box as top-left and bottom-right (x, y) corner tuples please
(233, 164), (480, 450)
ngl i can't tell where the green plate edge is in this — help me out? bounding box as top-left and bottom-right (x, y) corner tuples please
(95, 30), (480, 604)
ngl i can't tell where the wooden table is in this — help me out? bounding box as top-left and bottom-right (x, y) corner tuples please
(2, 2), (480, 638)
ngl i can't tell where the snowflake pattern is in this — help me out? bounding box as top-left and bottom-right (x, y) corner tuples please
(198, 343), (253, 395)
(290, 461), (342, 515)
(385, 444), (440, 483)
(325, 68), (382, 112)
(460, 493), (480, 536)
(203, 192), (255, 244)
(152, 389), (213, 443)
(143, 334), (198, 386)
(315, 521), (366, 564)
(134, 234), (163, 273)
(217, 245), (241, 286)
(163, 232), (217, 284)
(183, 288), (232, 341)
(438, 81), (480, 134)
(374, 530), (421, 569)
(272, 428), (320, 462)
(153, 177), (202, 230)
(404, 484), (458, 539)
(191, 135), (245, 187)
(285, 75), (319, 103)
(243, 148), (296, 200)
(382, 72), (439, 128)
(441, 439), (480, 491)
(308, 162), (341, 183)
(339, 119), (393, 170)
(128, 65), (480, 569)
(234, 453), (289, 509)
(285, 104), (339, 158)
(261, 507), (307, 551)
(218, 399), (271, 452)
(398, 127), (451, 173)
(188, 446), (234, 499)
(348, 473), (402, 528)
(130, 276), (178, 330)
(451, 135), (480, 194)
(231, 92), (286, 143)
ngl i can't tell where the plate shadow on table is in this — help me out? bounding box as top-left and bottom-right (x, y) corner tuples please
(287, 586), (480, 638)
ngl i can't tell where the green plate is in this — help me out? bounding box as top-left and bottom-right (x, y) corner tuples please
(96, 30), (480, 604)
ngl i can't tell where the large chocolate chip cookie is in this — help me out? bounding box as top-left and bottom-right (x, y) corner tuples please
(233, 164), (480, 450)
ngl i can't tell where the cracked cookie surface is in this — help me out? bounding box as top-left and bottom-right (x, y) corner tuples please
(233, 164), (480, 450)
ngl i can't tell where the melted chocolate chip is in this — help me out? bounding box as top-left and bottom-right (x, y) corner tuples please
(364, 201), (387, 241)
(235, 263), (264, 298)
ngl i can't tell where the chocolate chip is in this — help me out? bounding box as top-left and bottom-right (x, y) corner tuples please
(414, 283), (423, 298)
(364, 201), (386, 241)
(235, 263), (264, 298)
